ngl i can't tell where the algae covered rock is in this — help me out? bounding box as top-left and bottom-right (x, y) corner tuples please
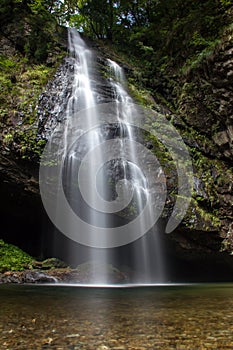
(31, 257), (69, 270)
(0, 239), (33, 273)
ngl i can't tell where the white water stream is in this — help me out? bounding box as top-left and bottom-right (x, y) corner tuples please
(46, 28), (166, 283)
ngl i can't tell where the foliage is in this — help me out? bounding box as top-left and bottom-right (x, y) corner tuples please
(0, 239), (33, 272)
(1, 0), (230, 73)
(0, 0), (65, 62)
(0, 55), (17, 102)
(59, 0), (232, 72)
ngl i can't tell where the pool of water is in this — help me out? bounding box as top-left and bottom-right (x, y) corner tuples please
(1, 284), (233, 349)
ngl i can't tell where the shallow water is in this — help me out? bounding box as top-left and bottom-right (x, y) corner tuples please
(1, 284), (233, 349)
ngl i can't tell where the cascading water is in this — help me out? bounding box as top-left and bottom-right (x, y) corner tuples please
(107, 59), (166, 282)
(65, 29), (111, 283)
(40, 28), (167, 284)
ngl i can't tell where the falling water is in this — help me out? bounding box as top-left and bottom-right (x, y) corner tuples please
(64, 29), (112, 283)
(107, 59), (165, 282)
(46, 28), (166, 283)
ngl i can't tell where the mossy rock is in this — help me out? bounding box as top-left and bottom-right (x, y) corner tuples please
(0, 239), (33, 273)
(31, 257), (68, 270)
(183, 199), (221, 232)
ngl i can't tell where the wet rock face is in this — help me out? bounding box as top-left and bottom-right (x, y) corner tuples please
(171, 29), (233, 252)
(37, 58), (74, 139)
(210, 35), (233, 159)
(37, 53), (114, 140)
(178, 31), (233, 161)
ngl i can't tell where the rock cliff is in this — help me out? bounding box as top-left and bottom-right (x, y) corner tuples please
(0, 25), (233, 281)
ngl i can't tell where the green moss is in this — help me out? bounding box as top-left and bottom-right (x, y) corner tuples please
(15, 129), (47, 160)
(183, 199), (221, 231)
(0, 239), (33, 273)
(15, 63), (57, 125)
(128, 81), (154, 107)
(3, 132), (14, 145)
(31, 258), (68, 270)
(0, 51), (65, 160)
(181, 38), (220, 75)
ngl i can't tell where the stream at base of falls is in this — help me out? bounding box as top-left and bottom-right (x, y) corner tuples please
(1, 284), (233, 349)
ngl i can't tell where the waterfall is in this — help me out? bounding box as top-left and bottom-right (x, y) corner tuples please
(41, 28), (166, 284)
(107, 59), (166, 282)
(65, 29), (111, 283)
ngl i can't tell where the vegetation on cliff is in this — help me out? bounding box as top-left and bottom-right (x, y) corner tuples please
(0, 0), (66, 160)
(0, 239), (33, 272)
(0, 239), (64, 273)
(1, 0), (231, 150)
(0, 0), (233, 261)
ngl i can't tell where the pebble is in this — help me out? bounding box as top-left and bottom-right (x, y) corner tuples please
(1, 286), (233, 349)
